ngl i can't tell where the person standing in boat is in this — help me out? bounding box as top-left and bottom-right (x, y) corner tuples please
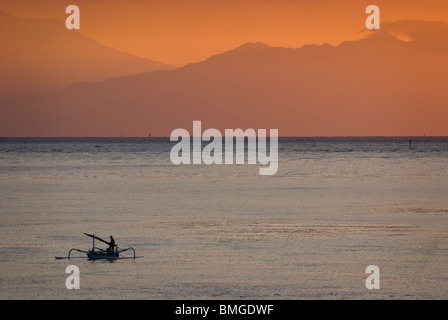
(108, 236), (116, 253)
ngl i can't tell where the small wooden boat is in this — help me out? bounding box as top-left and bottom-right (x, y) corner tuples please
(55, 233), (141, 260)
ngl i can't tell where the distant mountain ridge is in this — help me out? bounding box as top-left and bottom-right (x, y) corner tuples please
(0, 10), (176, 98)
(1, 20), (447, 137)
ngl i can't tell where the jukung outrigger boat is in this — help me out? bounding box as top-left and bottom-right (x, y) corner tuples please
(55, 233), (140, 260)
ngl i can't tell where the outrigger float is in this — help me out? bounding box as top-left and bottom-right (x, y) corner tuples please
(55, 233), (141, 261)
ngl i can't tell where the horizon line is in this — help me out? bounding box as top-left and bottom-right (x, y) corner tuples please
(0, 135), (445, 139)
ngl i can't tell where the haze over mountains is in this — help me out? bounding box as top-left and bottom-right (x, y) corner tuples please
(1, 19), (447, 137)
(0, 10), (175, 98)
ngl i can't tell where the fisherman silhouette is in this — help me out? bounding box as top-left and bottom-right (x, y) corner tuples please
(108, 236), (116, 253)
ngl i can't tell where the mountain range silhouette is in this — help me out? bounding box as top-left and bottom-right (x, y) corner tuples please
(0, 10), (175, 98)
(1, 17), (447, 137)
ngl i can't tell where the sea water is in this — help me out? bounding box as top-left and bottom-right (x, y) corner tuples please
(0, 137), (447, 299)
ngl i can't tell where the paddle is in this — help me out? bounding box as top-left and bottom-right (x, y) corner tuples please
(84, 233), (111, 246)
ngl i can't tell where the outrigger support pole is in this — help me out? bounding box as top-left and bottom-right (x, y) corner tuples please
(118, 247), (136, 258)
(68, 248), (88, 259)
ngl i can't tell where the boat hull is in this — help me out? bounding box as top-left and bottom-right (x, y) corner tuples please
(87, 250), (119, 260)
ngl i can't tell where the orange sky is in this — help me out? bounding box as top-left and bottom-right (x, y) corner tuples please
(1, 0), (447, 66)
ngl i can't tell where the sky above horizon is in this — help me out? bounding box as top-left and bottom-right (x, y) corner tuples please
(1, 0), (448, 137)
(1, 0), (447, 66)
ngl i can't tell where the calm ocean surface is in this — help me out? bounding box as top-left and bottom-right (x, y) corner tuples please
(0, 137), (447, 299)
